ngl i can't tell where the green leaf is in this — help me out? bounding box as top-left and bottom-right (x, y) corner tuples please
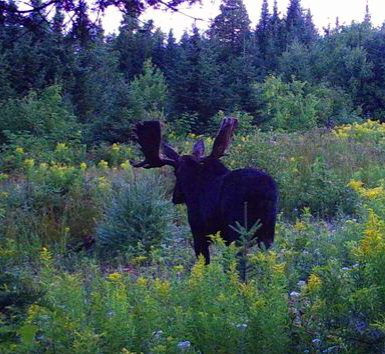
(19, 324), (38, 345)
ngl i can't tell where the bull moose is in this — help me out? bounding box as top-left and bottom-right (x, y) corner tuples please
(133, 117), (278, 267)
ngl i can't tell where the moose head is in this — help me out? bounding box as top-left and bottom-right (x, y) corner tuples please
(133, 118), (278, 267)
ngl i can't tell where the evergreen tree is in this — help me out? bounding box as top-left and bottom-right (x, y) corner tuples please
(128, 59), (169, 121)
(256, 0), (271, 60)
(196, 41), (224, 123)
(79, 41), (132, 142)
(303, 9), (318, 45)
(163, 30), (180, 83)
(209, 0), (251, 55)
(115, 16), (154, 80)
(172, 27), (202, 117)
(364, 1), (371, 25)
(285, 0), (316, 47)
(267, 0), (286, 67)
(151, 28), (166, 69)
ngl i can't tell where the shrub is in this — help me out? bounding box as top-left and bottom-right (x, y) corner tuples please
(0, 85), (81, 145)
(254, 76), (359, 131)
(96, 172), (174, 258)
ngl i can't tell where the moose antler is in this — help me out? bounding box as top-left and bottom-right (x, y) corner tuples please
(133, 121), (178, 168)
(210, 117), (238, 158)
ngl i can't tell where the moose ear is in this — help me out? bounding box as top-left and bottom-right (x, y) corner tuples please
(162, 142), (180, 162)
(192, 139), (205, 159)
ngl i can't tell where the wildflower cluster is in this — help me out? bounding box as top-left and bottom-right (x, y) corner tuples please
(333, 119), (385, 143)
(348, 179), (385, 200)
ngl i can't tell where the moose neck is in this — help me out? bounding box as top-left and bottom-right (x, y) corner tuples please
(181, 158), (230, 234)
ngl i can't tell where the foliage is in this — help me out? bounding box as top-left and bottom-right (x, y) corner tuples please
(1, 242), (289, 354)
(4, 1), (385, 349)
(2, 122), (385, 352)
(96, 172), (174, 258)
(127, 59), (169, 122)
(255, 76), (358, 131)
(0, 85), (81, 145)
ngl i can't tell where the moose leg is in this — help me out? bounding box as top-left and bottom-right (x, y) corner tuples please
(193, 234), (210, 265)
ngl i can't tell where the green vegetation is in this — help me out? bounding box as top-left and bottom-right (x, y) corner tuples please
(2, 0), (385, 352)
(2, 120), (385, 352)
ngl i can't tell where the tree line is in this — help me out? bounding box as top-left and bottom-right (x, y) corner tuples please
(0, 0), (383, 143)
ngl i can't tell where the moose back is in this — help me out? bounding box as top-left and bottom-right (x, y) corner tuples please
(133, 117), (278, 264)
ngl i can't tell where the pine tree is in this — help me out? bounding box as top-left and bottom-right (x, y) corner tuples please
(163, 30), (180, 81)
(269, 0), (286, 61)
(303, 9), (318, 45)
(209, 0), (251, 55)
(151, 28), (166, 69)
(172, 27), (202, 117)
(256, 0), (271, 59)
(364, 0), (371, 25)
(115, 16), (154, 80)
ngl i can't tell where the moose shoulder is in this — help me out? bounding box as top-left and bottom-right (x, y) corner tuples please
(133, 117), (278, 265)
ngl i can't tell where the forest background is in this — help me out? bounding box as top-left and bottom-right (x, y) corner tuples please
(0, 0), (381, 144)
(3, 0), (385, 353)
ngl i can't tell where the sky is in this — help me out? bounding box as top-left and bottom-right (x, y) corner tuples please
(102, 0), (384, 38)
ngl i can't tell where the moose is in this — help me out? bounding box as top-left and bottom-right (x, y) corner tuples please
(133, 117), (278, 267)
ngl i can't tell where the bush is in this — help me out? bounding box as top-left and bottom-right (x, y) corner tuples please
(0, 85), (81, 145)
(254, 76), (359, 131)
(96, 172), (174, 258)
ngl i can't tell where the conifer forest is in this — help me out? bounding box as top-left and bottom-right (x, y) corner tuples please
(2, 0), (385, 353)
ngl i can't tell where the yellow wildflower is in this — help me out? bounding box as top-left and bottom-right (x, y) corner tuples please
(27, 304), (41, 320)
(97, 176), (110, 191)
(307, 273), (322, 292)
(55, 143), (67, 152)
(294, 220), (306, 232)
(39, 162), (48, 170)
(98, 160), (109, 170)
(347, 179), (364, 191)
(154, 278), (171, 296)
(188, 256), (205, 286)
(361, 187), (385, 199)
(107, 272), (122, 282)
(359, 210), (385, 257)
(15, 147), (24, 154)
(80, 162), (87, 170)
(136, 276), (148, 287)
(239, 282), (254, 298)
(111, 143), (120, 152)
(120, 160), (132, 171)
(273, 263), (285, 274)
(24, 158), (35, 169)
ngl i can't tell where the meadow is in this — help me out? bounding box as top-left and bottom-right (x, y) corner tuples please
(1, 119), (385, 353)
